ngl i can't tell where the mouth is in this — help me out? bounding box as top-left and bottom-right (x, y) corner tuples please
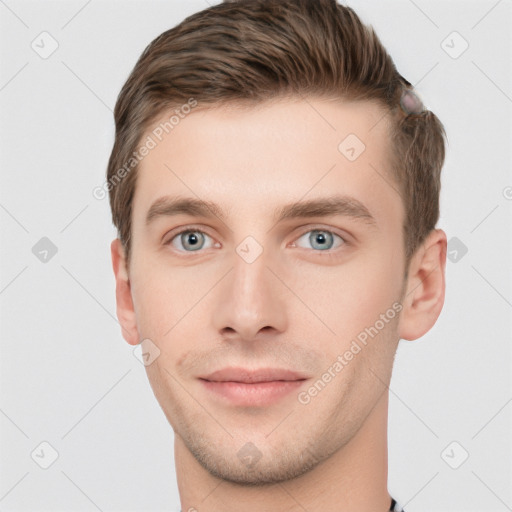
(199, 367), (309, 406)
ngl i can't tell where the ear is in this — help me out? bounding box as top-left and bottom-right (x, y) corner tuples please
(398, 229), (447, 341)
(110, 239), (139, 345)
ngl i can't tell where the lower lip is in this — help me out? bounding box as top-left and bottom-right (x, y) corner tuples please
(200, 379), (306, 406)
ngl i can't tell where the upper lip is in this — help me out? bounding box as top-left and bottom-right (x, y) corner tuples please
(200, 367), (309, 383)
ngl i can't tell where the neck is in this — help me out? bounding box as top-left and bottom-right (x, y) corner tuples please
(175, 391), (391, 512)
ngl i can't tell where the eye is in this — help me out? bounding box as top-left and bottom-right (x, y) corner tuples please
(292, 229), (345, 252)
(165, 229), (218, 252)
(164, 227), (346, 254)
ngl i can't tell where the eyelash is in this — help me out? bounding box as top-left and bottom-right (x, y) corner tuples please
(163, 225), (348, 258)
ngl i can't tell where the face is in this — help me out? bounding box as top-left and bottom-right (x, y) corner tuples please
(121, 97), (407, 484)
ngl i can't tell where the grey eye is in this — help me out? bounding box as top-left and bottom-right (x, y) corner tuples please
(170, 230), (214, 252)
(295, 230), (344, 251)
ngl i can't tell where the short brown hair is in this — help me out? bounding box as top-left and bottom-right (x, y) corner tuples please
(106, 0), (446, 269)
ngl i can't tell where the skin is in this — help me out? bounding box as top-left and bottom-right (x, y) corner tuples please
(111, 96), (447, 512)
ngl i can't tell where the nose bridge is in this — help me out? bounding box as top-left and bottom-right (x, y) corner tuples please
(212, 240), (287, 339)
(233, 247), (269, 306)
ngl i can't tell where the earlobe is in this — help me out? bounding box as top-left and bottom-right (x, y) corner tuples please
(110, 239), (140, 346)
(398, 229), (447, 341)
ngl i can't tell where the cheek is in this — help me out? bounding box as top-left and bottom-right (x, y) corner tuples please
(130, 259), (218, 341)
(286, 247), (402, 343)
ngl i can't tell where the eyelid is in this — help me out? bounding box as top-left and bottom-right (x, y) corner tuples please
(163, 224), (214, 241)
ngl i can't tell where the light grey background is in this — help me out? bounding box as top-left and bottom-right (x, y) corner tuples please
(1, 0), (511, 511)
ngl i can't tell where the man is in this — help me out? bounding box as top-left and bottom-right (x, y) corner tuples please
(107, 1), (447, 510)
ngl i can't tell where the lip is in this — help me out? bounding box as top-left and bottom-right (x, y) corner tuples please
(199, 367), (309, 406)
(201, 367), (309, 383)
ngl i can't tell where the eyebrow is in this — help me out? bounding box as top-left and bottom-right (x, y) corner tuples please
(145, 195), (377, 227)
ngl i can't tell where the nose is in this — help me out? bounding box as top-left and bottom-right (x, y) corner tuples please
(211, 246), (288, 342)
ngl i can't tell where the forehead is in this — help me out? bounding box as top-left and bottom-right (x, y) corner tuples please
(132, 97), (401, 231)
